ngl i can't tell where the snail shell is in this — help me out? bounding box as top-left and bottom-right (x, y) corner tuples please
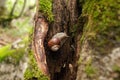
(48, 32), (68, 51)
(51, 45), (60, 51)
(48, 38), (60, 47)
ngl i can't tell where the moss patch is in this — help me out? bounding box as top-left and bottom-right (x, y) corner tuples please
(85, 65), (96, 77)
(24, 51), (49, 80)
(113, 65), (120, 72)
(80, 0), (120, 54)
(85, 58), (96, 77)
(39, 0), (53, 22)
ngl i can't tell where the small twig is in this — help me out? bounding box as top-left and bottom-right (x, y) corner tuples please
(17, 0), (26, 18)
(9, 0), (18, 17)
(9, 0), (26, 19)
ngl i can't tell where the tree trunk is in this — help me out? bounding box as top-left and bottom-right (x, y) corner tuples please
(33, 0), (81, 80)
(45, 0), (79, 80)
(32, 0), (120, 80)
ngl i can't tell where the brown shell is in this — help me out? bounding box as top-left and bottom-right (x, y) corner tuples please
(48, 38), (60, 47)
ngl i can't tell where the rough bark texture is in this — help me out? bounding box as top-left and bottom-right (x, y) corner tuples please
(32, 0), (81, 79)
(33, 15), (49, 75)
(29, 0), (120, 80)
(45, 0), (80, 80)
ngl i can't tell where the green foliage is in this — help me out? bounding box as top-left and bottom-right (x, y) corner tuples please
(0, 44), (25, 63)
(24, 51), (49, 80)
(39, 0), (54, 22)
(0, 15), (33, 62)
(0, 45), (15, 62)
(0, 0), (39, 79)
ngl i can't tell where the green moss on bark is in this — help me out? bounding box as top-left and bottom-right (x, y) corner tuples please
(77, 0), (120, 79)
(80, 0), (120, 54)
(24, 51), (49, 80)
(39, 0), (53, 22)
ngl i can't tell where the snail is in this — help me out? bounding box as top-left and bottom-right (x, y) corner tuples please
(48, 32), (69, 51)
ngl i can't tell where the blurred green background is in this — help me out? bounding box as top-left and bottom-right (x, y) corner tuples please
(0, 0), (35, 62)
(0, 0), (36, 79)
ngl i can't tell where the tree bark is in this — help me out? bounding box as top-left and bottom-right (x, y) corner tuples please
(33, 0), (120, 80)
(46, 0), (80, 80)
(34, 0), (81, 80)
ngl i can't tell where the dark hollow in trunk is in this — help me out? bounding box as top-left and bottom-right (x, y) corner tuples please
(44, 0), (81, 80)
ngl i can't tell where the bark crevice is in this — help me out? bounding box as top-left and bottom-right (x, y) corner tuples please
(45, 0), (82, 80)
